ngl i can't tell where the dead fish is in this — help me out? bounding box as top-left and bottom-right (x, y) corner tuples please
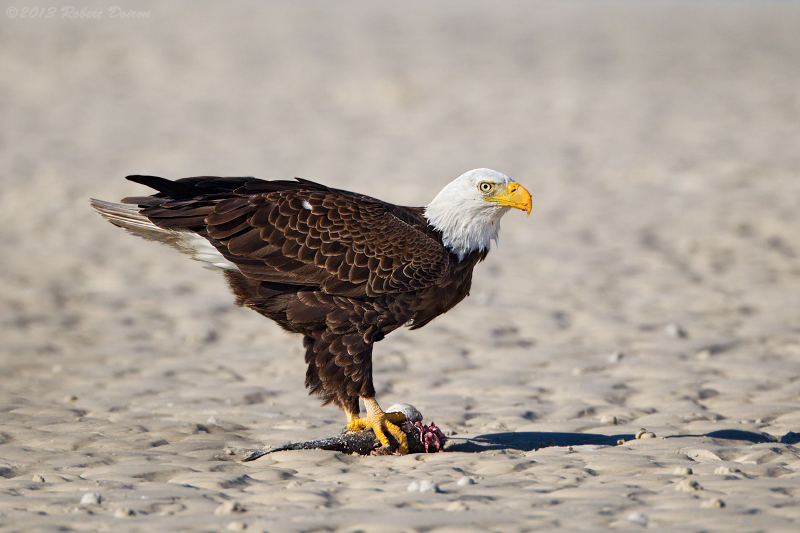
(243, 420), (446, 461)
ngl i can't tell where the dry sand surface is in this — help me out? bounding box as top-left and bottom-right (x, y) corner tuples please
(2, 1), (800, 531)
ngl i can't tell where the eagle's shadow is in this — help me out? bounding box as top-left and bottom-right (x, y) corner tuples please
(447, 429), (791, 453)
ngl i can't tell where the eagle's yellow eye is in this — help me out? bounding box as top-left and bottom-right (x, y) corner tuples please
(479, 181), (493, 193)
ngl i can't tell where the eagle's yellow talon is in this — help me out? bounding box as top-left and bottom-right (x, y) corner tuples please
(345, 412), (368, 432)
(384, 411), (406, 425)
(384, 420), (409, 454)
(346, 398), (409, 454)
(346, 420), (365, 432)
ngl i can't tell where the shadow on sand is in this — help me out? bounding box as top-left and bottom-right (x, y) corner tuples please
(447, 428), (797, 453)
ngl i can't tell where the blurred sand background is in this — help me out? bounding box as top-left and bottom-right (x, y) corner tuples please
(2, 0), (800, 531)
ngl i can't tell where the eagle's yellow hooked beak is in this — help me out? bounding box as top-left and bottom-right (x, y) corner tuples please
(486, 182), (532, 216)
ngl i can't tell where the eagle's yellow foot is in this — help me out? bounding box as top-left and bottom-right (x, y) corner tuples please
(346, 397), (409, 454)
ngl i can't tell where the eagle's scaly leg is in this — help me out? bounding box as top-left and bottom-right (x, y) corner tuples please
(346, 397), (408, 454)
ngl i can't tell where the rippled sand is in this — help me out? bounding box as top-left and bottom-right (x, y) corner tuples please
(1, 1), (800, 531)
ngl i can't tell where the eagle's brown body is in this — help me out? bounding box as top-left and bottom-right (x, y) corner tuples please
(117, 175), (486, 416)
(94, 170), (531, 452)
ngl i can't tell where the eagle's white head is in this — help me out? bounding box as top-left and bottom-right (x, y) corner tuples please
(424, 168), (531, 260)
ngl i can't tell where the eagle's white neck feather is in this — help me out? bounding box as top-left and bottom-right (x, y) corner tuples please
(424, 169), (513, 261)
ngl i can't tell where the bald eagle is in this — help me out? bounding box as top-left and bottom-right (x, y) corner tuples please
(92, 169), (531, 453)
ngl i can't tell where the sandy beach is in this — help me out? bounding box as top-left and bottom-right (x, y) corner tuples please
(1, 1), (800, 531)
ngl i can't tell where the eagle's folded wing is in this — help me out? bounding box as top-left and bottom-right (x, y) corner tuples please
(137, 185), (451, 298)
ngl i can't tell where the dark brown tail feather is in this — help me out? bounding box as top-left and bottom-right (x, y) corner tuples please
(126, 175), (204, 199)
(125, 174), (330, 200)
